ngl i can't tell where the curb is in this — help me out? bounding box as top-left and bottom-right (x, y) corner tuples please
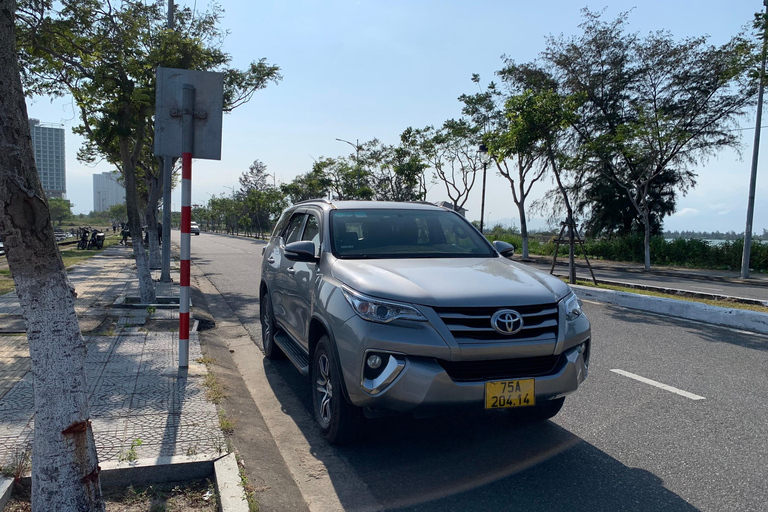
(0, 477), (11, 511)
(11, 454), (247, 510)
(215, 453), (249, 512)
(552, 273), (768, 308)
(573, 285), (768, 335)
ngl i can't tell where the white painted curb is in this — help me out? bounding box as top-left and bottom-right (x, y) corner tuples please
(573, 285), (768, 335)
(215, 453), (249, 512)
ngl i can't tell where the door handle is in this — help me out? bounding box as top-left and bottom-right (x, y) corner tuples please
(287, 267), (295, 274)
(267, 257), (275, 263)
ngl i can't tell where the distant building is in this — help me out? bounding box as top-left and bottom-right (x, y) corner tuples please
(29, 119), (66, 199)
(93, 171), (125, 213)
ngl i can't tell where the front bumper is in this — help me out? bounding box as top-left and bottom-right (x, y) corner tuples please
(346, 341), (589, 416)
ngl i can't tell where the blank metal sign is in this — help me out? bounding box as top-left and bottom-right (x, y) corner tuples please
(154, 67), (224, 160)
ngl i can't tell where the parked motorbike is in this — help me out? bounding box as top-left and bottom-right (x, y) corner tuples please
(87, 230), (105, 250)
(77, 227), (90, 250)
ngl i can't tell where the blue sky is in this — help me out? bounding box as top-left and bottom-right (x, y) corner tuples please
(25, 0), (768, 234)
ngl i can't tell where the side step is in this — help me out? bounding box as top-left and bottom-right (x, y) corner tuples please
(274, 331), (310, 376)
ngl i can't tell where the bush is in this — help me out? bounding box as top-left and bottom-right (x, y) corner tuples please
(489, 232), (768, 272)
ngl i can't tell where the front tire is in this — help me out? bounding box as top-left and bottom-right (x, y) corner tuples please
(311, 336), (361, 444)
(260, 292), (283, 359)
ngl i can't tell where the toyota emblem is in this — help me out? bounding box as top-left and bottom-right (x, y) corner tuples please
(491, 309), (524, 335)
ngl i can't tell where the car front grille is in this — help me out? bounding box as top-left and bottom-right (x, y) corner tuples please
(437, 354), (564, 382)
(432, 304), (559, 345)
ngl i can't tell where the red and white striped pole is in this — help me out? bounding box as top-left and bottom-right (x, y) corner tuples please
(179, 84), (195, 368)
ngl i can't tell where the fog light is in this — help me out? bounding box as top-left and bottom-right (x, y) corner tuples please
(367, 354), (383, 369)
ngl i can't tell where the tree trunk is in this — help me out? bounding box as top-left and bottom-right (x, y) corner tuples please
(643, 210), (651, 270)
(145, 169), (162, 269)
(121, 142), (156, 304)
(546, 142), (576, 283)
(518, 198), (529, 260)
(0, 3), (105, 509)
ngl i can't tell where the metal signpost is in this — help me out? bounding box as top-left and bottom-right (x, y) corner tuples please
(155, 67), (223, 367)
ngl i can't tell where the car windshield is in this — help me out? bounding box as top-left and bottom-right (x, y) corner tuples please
(330, 209), (495, 259)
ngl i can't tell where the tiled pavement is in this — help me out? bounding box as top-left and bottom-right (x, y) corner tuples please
(0, 246), (225, 467)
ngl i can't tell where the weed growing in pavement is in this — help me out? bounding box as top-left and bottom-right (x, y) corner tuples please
(146, 305), (157, 316)
(218, 410), (235, 434)
(119, 438), (143, 462)
(186, 443), (199, 456)
(236, 454), (259, 512)
(197, 355), (215, 366)
(203, 373), (225, 404)
(1, 443), (31, 483)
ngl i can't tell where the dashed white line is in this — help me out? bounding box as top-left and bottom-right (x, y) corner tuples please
(610, 369), (706, 400)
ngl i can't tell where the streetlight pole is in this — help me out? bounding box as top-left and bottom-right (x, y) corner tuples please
(742, 0), (768, 279)
(336, 138), (360, 199)
(478, 144), (491, 234)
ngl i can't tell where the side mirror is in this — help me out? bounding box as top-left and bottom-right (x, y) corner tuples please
(492, 240), (515, 259)
(284, 240), (319, 262)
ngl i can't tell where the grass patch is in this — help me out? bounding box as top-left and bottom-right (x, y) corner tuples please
(236, 454), (259, 512)
(573, 279), (768, 314)
(218, 409), (235, 434)
(203, 373), (225, 404)
(0, 276), (15, 296)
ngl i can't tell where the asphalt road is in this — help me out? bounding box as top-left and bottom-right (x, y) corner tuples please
(181, 231), (768, 512)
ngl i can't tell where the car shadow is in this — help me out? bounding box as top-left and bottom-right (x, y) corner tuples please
(263, 358), (698, 512)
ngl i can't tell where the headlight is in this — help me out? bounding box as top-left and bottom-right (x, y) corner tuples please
(564, 292), (583, 321)
(342, 286), (426, 323)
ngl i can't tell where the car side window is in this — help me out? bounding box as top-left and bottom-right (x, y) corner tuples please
(284, 213), (306, 244)
(301, 215), (320, 246)
(272, 210), (292, 238)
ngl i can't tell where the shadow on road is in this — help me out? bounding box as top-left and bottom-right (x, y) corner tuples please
(264, 357), (697, 512)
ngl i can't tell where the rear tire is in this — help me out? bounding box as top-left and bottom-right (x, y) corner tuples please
(508, 397), (565, 423)
(260, 292), (283, 359)
(311, 336), (361, 444)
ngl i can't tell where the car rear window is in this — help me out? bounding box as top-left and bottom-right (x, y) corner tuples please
(330, 209), (495, 259)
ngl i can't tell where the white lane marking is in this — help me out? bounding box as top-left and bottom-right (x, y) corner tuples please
(610, 369), (706, 400)
(581, 299), (602, 305)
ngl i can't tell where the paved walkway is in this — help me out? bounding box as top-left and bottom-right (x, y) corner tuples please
(0, 246), (225, 468)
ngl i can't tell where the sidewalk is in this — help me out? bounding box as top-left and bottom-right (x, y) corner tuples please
(0, 246), (226, 471)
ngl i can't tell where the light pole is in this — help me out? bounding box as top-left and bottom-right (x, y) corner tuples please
(478, 143), (491, 234)
(336, 138), (360, 198)
(742, 0), (768, 279)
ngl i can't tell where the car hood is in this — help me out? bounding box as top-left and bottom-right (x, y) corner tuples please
(330, 257), (570, 307)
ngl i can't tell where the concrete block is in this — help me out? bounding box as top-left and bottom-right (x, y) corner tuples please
(214, 453), (249, 512)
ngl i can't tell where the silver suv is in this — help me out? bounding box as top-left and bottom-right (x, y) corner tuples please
(260, 200), (590, 443)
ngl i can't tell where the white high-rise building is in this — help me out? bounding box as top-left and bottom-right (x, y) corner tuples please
(29, 119), (66, 199)
(92, 171), (125, 213)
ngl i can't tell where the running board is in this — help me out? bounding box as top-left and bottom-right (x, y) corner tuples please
(274, 331), (310, 376)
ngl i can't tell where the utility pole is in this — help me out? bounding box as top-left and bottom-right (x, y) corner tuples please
(160, 0), (175, 283)
(741, 0), (768, 279)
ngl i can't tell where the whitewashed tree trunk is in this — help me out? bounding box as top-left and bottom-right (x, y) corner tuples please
(0, 2), (105, 509)
(120, 141), (156, 304)
(145, 167), (162, 269)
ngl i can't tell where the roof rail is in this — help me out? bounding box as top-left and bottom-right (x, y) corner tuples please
(295, 198), (332, 205)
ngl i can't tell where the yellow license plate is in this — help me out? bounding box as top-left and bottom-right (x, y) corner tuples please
(485, 379), (535, 409)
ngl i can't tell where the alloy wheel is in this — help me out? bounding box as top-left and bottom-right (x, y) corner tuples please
(316, 353), (333, 428)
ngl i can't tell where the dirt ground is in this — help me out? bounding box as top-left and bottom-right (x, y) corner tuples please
(3, 479), (218, 511)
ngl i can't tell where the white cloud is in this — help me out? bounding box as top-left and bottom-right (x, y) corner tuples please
(674, 208), (700, 217)
(718, 210), (731, 215)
